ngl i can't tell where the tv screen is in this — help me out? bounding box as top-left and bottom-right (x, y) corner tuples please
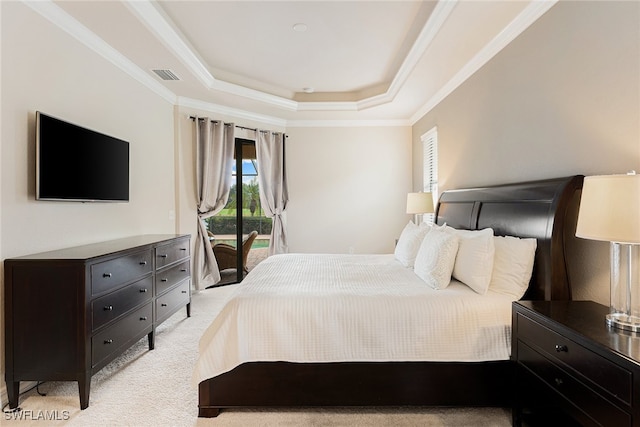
(36, 112), (130, 202)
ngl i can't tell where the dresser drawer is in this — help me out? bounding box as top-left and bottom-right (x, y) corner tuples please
(518, 341), (631, 427)
(156, 259), (190, 295)
(91, 250), (153, 295)
(155, 239), (190, 270)
(92, 276), (153, 331)
(517, 313), (632, 404)
(156, 279), (190, 323)
(91, 303), (152, 368)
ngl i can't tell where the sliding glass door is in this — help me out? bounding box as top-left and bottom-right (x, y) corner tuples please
(206, 138), (271, 285)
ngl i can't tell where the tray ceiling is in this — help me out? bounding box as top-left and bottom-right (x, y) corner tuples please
(36, 0), (557, 125)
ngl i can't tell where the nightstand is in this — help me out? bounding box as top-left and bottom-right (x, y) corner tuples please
(512, 300), (640, 427)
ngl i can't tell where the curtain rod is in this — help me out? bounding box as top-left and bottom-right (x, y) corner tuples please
(189, 116), (286, 136)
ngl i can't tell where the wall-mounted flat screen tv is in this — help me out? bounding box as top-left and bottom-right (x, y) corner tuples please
(36, 112), (130, 202)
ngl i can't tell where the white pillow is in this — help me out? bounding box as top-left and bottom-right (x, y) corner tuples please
(445, 227), (495, 295)
(413, 229), (459, 290)
(394, 221), (431, 267)
(489, 236), (537, 300)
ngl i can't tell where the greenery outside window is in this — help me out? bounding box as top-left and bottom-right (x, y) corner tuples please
(205, 140), (272, 245)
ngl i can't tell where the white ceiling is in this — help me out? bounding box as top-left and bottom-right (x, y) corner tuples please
(38, 0), (557, 126)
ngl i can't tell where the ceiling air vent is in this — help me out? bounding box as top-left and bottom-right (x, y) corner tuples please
(152, 69), (180, 81)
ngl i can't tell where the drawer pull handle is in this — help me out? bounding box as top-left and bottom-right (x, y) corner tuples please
(554, 378), (563, 387)
(181, 290), (187, 294)
(103, 273), (112, 278)
(180, 269), (187, 272)
(555, 344), (568, 352)
(159, 254), (168, 258)
(104, 305), (113, 311)
(140, 288), (148, 293)
(140, 316), (148, 321)
(139, 261), (147, 265)
(161, 278), (168, 282)
(161, 303), (168, 307)
(104, 339), (113, 344)
(180, 248), (187, 251)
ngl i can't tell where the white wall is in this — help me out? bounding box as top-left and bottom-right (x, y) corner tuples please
(286, 126), (412, 254)
(1, 2), (176, 400)
(174, 111), (412, 256)
(1, 2), (177, 257)
(412, 1), (640, 304)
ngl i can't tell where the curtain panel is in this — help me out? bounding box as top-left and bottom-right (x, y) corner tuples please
(256, 131), (289, 255)
(193, 118), (235, 289)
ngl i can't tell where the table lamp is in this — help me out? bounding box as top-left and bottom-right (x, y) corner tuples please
(406, 192), (434, 225)
(576, 172), (640, 332)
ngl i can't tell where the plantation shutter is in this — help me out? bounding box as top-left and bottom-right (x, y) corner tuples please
(421, 127), (438, 225)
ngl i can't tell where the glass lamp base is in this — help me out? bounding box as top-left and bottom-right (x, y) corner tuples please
(606, 313), (640, 333)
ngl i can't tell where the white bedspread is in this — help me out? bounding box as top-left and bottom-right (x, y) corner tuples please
(193, 253), (515, 385)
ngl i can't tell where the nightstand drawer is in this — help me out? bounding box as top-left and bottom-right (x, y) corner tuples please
(517, 313), (632, 404)
(518, 341), (631, 427)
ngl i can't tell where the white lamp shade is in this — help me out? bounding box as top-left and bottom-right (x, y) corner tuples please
(406, 192), (434, 214)
(576, 173), (640, 244)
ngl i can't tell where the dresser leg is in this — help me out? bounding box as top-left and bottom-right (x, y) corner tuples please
(198, 407), (221, 417)
(512, 406), (522, 427)
(78, 374), (90, 409)
(148, 331), (155, 350)
(7, 381), (20, 409)
(186, 302), (191, 318)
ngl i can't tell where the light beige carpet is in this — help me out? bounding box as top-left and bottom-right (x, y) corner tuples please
(3, 284), (512, 427)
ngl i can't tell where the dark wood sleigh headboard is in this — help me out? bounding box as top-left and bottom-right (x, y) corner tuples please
(435, 175), (584, 301)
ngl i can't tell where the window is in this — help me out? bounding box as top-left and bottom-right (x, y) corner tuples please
(421, 127), (438, 225)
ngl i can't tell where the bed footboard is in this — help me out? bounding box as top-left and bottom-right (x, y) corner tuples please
(198, 361), (513, 417)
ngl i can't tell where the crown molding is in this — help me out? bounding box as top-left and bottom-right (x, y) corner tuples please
(296, 101), (359, 112)
(179, 97), (410, 128)
(210, 79), (299, 112)
(126, 0), (456, 113)
(126, 0), (299, 111)
(125, 1), (300, 112)
(357, 0), (457, 111)
(177, 97), (288, 128)
(124, 1), (215, 89)
(23, 0), (176, 105)
(410, 0), (558, 124)
(16, 0), (408, 130)
(24, 0), (556, 128)
(286, 119), (412, 128)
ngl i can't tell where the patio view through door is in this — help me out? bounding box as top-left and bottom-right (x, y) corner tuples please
(206, 138), (271, 285)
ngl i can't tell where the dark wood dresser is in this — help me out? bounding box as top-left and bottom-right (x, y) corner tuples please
(512, 300), (640, 427)
(4, 234), (191, 410)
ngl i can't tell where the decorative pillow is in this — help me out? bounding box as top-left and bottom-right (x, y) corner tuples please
(394, 221), (431, 267)
(445, 227), (495, 294)
(413, 229), (459, 290)
(489, 236), (537, 300)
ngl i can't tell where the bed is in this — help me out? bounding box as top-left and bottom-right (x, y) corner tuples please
(196, 175), (584, 417)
